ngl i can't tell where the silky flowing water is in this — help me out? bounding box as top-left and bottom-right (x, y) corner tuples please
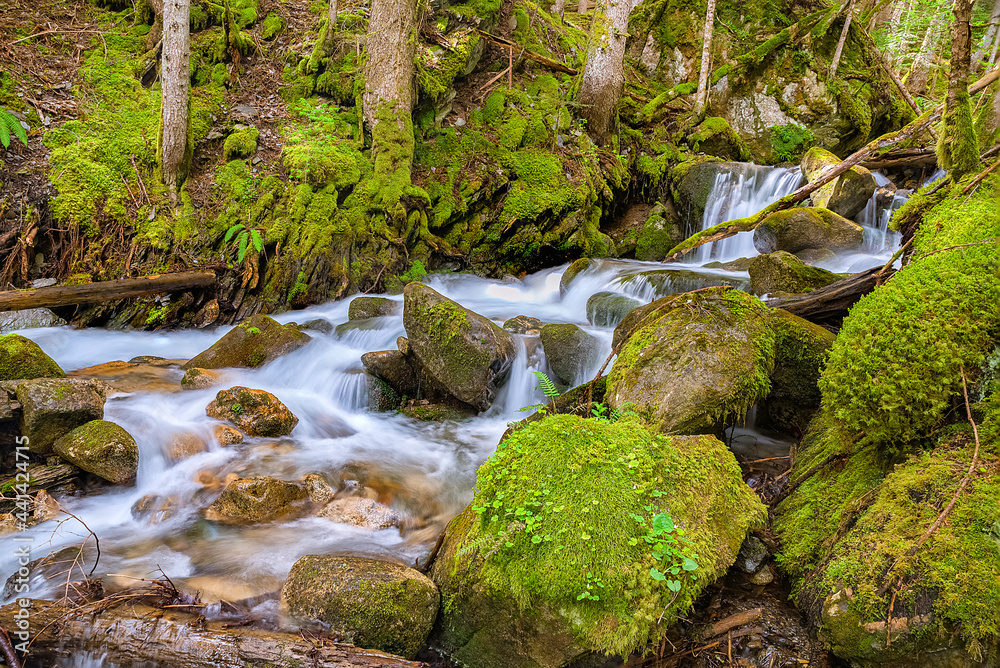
(0, 163), (909, 663)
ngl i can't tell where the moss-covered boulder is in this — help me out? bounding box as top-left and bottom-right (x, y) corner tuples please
(748, 251), (840, 296)
(52, 420), (138, 485)
(539, 324), (602, 386)
(222, 126), (259, 160)
(182, 315), (310, 370)
(206, 386), (298, 437)
(281, 555), (439, 659)
(431, 415), (766, 667)
(348, 296), (399, 320)
(585, 292), (641, 327)
(753, 207), (865, 254)
(607, 288), (775, 434)
(687, 117), (751, 161)
(503, 315), (543, 335)
(758, 309), (835, 433)
(402, 283), (515, 411)
(0, 334), (64, 381)
(16, 379), (106, 454)
(205, 475), (307, 523)
(670, 157), (726, 229)
(801, 146), (877, 219)
(616, 269), (748, 299)
(635, 202), (684, 262)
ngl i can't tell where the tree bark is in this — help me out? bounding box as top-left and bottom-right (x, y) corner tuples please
(161, 0), (190, 197)
(936, 0), (977, 177)
(553, 0), (565, 18)
(0, 600), (421, 668)
(579, 0), (588, 13)
(325, 0), (339, 52)
(692, 0), (717, 115)
(579, 0), (633, 142)
(972, 0), (1000, 71)
(907, 13), (944, 95)
(830, 0), (855, 78)
(0, 272), (216, 312)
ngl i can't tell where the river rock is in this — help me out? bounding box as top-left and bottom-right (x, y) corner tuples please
(635, 201), (684, 262)
(753, 207), (865, 254)
(361, 350), (419, 398)
(0, 308), (66, 333)
(758, 309), (835, 433)
(402, 283), (515, 411)
(367, 373), (402, 412)
(348, 296), (399, 320)
(301, 473), (336, 505)
(748, 251), (840, 296)
(281, 555), (439, 659)
(616, 269), (748, 299)
(16, 378), (106, 454)
(181, 367), (224, 390)
(539, 324), (602, 386)
(431, 415), (766, 668)
(585, 292), (641, 327)
(801, 146), (877, 218)
(292, 318), (333, 334)
(213, 424), (244, 446)
(71, 359), (184, 394)
(206, 386), (298, 437)
(795, 247), (837, 265)
(671, 157), (728, 230)
(559, 258), (595, 295)
(52, 420), (138, 484)
(317, 496), (408, 530)
(503, 315), (542, 335)
(703, 257), (755, 271)
(182, 315), (310, 370)
(607, 288), (776, 434)
(205, 476), (307, 523)
(0, 334), (64, 381)
(736, 535), (770, 574)
(167, 432), (208, 460)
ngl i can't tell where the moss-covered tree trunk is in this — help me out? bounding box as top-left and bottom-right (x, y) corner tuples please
(324, 0), (339, 54)
(936, 0), (978, 177)
(692, 0), (716, 115)
(579, 0), (633, 142)
(161, 0), (190, 196)
(829, 0), (855, 78)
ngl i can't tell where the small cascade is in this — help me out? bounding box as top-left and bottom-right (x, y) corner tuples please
(693, 165), (804, 263)
(857, 173), (905, 256)
(491, 336), (547, 420)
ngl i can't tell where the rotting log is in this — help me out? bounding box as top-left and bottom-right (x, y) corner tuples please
(0, 600), (424, 668)
(699, 607), (763, 640)
(0, 272), (216, 312)
(766, 266), (887, 322)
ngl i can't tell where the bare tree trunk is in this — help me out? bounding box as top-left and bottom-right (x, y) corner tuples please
(325, 0), (339, 51)
(579, 0), (632, 142)
(579, 0), (588, 13)
(936, 0), (978, 177)
(908, 13), (944, 95)
(972, 0), (1000, 71)
(692, 0), (716, 115)
(553, 0), (565, 18)
(161, 0), (190, 197)
(830, 0), (855, 77)
(890, 0), (913, 67)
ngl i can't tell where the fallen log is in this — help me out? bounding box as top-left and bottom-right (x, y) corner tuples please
(861, 147), (937, 170)
(0, 272), (216, 312)
(476, 30), (578, 75)
(0, 599), (424, 668)
(699, 607), (763, 640)
(766, 265), (887, 322)
(663, 64), (1000, 262)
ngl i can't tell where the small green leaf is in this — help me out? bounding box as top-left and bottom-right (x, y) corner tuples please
(650, 568), (665, 581)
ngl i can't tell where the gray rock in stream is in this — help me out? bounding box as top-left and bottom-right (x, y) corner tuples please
(585, 292), (641, 328)
(15, 378), (106, 455)
(539, 323), (602, 386)
(0, 308), (66, 333)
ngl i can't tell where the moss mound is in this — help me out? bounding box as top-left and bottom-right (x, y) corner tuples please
(183, 315), (311, 370)
(748, 250), (839, 296)
(0, 334), (65, 381)
(52, 419), (138, 484)
(432, 414), (766, 663)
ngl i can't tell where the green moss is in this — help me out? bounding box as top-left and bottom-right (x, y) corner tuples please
(0, 334), (65, 381)
(770, 123), (815, 162)
(829, 78), (873, 143)
(687, 117), (750, 161)
(936, 86), (980, 179)
(260, 11), (286, 39)
(416, 32), (479, 101)
(446, 414), (765, 657)
(223, 126), (259, 160)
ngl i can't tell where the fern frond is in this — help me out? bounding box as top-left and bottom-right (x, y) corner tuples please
(224, 223), (245, 243)
(533, 371), (560, 399)
(237, 231), (249, 262)
(249, 229), (263, 253)
(0, 111), (26, 149)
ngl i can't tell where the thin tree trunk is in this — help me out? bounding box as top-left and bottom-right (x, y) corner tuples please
(579, 0), (587, 13)
(908, 13), (944, 95)
(692, 0), (716, 115)
(553, 0), (565, 18)
(161, 0), (190, 197)
(579, 0), (632, 142)
(325, 0), (339, 51)
(830, 0), (855, 77)
(890, 0), (913, 68)
(937, 0), (977, 177)
(972, 0), (1000, 71)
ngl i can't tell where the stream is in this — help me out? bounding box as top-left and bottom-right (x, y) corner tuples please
(0, 163), (909, 665)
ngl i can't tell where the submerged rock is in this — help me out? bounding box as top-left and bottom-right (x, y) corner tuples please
(539, 323), (602, 386)
(748, 251), (839, 296)
(607, 288), (775, 434)
(348, 296), (399, 320)
(616, 269), (748, 299)
(182, 315), (310, 370)
(206, 386), (298, 437)
(0, 333), (64, 381)
(317, 496), (408, 530)
(16, 378), (106, 454)
(503, 315), (543, 335)
(71, 359), (185, 394)
(402, 283), (515, 411)
(180, 367), (224, 390)
(558, 257), (595, 295)
(281, 555), (439, 659)
(52, 420), (138, 484)
(431, 415), (765, 667)
(753, 207), (864, 254)
(801, 146), (877, 219)
(585, 291), (641, 327)
(205, 476), (307, 523)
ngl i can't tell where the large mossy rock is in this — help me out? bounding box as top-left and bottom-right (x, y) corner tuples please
(801, 147), (877, 219)
(538, 324), (602, 386)
(282, 555), (439, 659)
(748, 251), (840, 296)
(0, 334), (64, 381)
(616, 269), (748, 300)
(206, 386), (298, 437)
(753, 207), (865, 254)
(431, 415), (766, 668)
(15, 379), (106, 454)
(758, 309), (835, 433)
(634, 202), (685, 262)
(348, 296), (399, 320)
(402, 283), (515, 411)
(205, 476), (307, 523)
(182, 315), (310, 370)
(52, 420), (138, 484)
(585, 292), (641, 328)
(607, 288), (776, 434)
(670, 157), (727, 229)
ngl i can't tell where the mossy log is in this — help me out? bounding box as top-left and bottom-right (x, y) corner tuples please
(0, 599), (423, 667)
(0, 272), (216, 312)
(664, 65), (1000, 262)
(765, 266), (886, 323)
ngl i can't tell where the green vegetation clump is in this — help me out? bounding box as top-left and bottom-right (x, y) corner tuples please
(0, 334), (65, 381)
(223, 126), (259, 160)
(770, 123), (815, 162)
